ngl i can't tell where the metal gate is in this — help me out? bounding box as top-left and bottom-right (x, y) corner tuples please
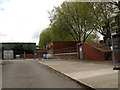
(4, 50), (14, 60)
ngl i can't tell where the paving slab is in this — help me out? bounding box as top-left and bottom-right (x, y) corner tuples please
(38, 59), (118, 89)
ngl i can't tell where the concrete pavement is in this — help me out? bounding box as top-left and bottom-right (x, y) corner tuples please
(38, 59), (118, 89)
(0, 60), (2, 90)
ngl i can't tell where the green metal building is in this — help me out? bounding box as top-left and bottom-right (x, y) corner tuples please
(0, 42), (36, 59)
(1, 42), (36, 51)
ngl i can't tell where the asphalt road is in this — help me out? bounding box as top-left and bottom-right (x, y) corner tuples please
(2, 59), (80, 88)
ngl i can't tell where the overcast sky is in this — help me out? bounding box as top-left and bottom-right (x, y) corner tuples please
(0, 0), (65, 45)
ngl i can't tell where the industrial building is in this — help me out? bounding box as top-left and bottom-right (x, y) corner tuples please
(0, 42), (36, 59)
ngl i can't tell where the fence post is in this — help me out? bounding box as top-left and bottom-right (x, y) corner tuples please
(24, 51), (26, 59)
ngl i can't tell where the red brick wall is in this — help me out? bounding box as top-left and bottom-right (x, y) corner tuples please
(20, 54), (24, 58)
(53, 41), (77, 50)
(47, 41), (78, 53)
(82, 43), (106, 60)
(20, 54), (34, 58)
(54, 54), (79, 60)
(26, 54), (34, 58)
(36, 53), (43, 58)
(20, 53), (46, 58)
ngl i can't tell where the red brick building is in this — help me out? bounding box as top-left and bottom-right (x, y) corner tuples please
(82, 42), (112, 60)
(46, 41), (112, 61)
(46, 41), (78, 59)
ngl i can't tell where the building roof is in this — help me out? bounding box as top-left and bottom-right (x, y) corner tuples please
(52, 41), (78, 43)
(86, 42), (111, 52)
(0, 42), (36, 44)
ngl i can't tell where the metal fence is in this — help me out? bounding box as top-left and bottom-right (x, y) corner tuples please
(53, 46), (78, 59)
(54, 46), (77, 54)
(1, 50), (47, 60)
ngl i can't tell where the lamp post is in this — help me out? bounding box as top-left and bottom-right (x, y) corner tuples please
(111, 31), (120, 69)
(110, 10), (120, 89)
(111, 31), (120, 90)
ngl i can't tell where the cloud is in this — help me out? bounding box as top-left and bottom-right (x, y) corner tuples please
(0, 0), (10, 5)
(0, 33), (6, 38)
(32, 32), (40, 39)
(0, 7), (4, 10)
(0, 0), (10, 11)
(32, 30), (41, 45)
(0, 0), (4, 5)
(0, 0), (65, 45)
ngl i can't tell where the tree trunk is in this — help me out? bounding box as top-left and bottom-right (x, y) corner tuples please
(103, 29), (111, 47)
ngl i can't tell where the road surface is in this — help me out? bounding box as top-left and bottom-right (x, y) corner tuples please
(2, 59), (80, 88)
